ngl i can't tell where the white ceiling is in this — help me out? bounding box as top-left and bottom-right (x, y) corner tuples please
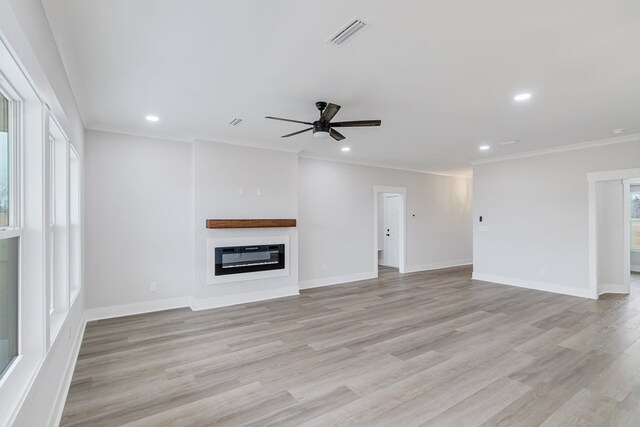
(43, 0), (640, 175)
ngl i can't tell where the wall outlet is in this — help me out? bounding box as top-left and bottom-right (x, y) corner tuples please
(256, 188), (262, 196)
(539, 267), (546, 276)
(321, 263), (327, 271)
(150, 282), (158, 292)
(238, 187), (245, 196)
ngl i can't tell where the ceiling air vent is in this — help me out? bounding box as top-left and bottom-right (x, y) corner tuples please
(326, 18), (369, 46)
(228, 118), (243, 126)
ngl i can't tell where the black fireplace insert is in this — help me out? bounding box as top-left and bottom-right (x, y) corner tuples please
(214, 244), (285, 276)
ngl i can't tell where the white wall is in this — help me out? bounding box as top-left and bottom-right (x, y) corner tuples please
(596, 180), (625, 289)
(473, 139), (640, 298)
(83, 136), (300, 313)
(84, 130), (193, 308)
(192, 141), (299, 306)
(0, 0), (85, 425)
(298, 158), (472, 287)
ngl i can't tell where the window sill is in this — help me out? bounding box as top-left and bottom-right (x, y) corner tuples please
(49, 310), (67, 347)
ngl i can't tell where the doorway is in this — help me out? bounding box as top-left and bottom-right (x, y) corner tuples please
(373, 186), (406, 276)
(627, 180), (640, 292)
(588, 168), (640, 297)
(380, 194), (401, 269)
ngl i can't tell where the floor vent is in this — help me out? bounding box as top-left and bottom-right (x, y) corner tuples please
(327, 18), (369, 46)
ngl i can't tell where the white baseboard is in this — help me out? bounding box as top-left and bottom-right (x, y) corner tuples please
(190, 287), (299, 311)
(49, 313), (87, 427)
(599, 283), (629, 295)
(632, 264), (640, 273)
(84, 297), (191, 321)
(472, 273), (597, 299)
(299, 272), (377, 290)
(405, 259), (473, 274)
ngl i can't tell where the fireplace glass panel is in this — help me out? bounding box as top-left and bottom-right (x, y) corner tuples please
(215, 244), (285, 276)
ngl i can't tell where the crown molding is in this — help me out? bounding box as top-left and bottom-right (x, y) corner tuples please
(298, 154), (472, 179)
(471, 133), (640, 166)
(85, 126), (191, 144)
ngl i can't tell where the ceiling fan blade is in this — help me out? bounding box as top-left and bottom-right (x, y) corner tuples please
(330, 129), (346, 141)
(266, 116), (313, 125)
(282, 127), (313, 138)
(320, 103), (341, 123)
(331, 120), (381, 128)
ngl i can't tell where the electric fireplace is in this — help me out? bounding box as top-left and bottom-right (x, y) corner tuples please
(215, 244), (285, 276)
(207, 236), (290, 285)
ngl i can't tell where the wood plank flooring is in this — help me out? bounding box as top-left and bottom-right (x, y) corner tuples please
(61, 268), (640, 426)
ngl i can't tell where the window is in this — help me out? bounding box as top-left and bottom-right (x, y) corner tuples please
(48, 118), (69, 339)
(0, 89), (19, 378)
(632, 188), (640, 251)
(0, 94), (8, 227)
(69, 147), (81, 300)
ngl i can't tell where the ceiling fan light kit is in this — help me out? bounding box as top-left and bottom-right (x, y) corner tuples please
(266, 101), (381, 142)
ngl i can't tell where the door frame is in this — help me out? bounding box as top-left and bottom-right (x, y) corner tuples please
(587, 168), (640, 297)
(373, 185), (407, 276)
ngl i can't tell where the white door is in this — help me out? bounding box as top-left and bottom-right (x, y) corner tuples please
(383, 195), (401, 268)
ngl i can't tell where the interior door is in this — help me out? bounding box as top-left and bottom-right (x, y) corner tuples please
(383, 194), (400, 268)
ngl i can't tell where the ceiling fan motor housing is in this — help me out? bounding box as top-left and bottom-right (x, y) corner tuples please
(313, 122), (331, 138)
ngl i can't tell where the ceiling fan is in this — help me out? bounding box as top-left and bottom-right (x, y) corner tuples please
(266, 101), (381, 141)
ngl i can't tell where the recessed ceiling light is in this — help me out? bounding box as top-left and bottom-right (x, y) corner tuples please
(500, 140), (519, 146)
(479, 145), (491, 151)
(229, 118), (243, 126)
(612, 128), (624, 135)
(145, 115), (159, 122)
(341, 146), (351, 152)
(514, 93), (532, 101)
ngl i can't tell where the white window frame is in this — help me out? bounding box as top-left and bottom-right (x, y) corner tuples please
(69, 145), (81, 303)
(0, 74), (23, 384)
(47, 114), (70, 344)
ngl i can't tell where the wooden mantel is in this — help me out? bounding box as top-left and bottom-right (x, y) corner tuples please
(206, 219), (297, 229)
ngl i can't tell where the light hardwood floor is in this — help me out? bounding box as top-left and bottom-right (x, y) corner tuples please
(61, 267), (640, 426)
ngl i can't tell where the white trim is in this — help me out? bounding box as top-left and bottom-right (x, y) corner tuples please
(48, 313), (86, 427)
(588, 179), (598, 296)
(588, 168), (640, 183)
(623, 180), (632, 292)
(373, 185), (407, 195)
(631, 265), (640, 273)
(84, 297), (191, 322)
(190, 287), (299, 311)
(299, 271), (377, 290)
(599, 284), (629, 295)
(472, 273), (597, 299)
(373, 186), (407, 275)
(405, 259), (472, 273)
(472, 134), (640, 165)
(300, 154), (471, 178)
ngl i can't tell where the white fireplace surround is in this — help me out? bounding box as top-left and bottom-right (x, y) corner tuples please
(207, 235), (290, 284)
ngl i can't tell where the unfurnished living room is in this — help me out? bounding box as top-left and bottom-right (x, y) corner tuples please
(1, 1), (640, 426)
